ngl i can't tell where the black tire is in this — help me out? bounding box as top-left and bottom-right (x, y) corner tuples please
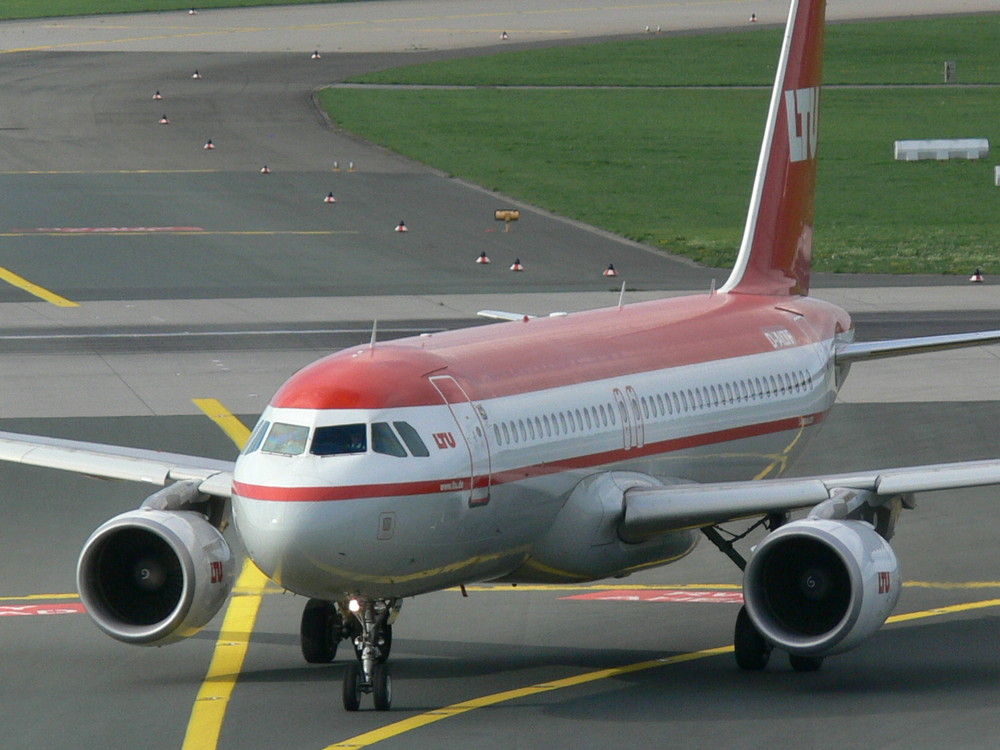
(342, 661), (362, 711)
(734, 606), (771, 671)
(301, 599), (340, 664)
(353, 623), (392, 664)
(789, 653), (824, 672)
(372, 664), (392, 711)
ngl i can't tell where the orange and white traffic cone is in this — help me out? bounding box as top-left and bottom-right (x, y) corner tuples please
(510, 258), (524, 271)
(324, 192), (337, 203)
(192, 70), (202, 79)
(159, 114), (170, 124)
(603, 264), (618, 277)
(260, 165), (271, 174)
(311, 50), (321, 59)
(395, 220), (408, 232)
(203, 139), (214, 150)
(476, 252), (491, 264)
(153, 91), (162, 100)
(970, 268), (984, 283)
(749, 13), (758, 22)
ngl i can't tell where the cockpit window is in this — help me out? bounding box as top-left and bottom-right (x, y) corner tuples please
(372, 422), (407, 457)
(262, 422), (309, 456)
(312, 423), (367, 456)
(393, 421), (430, 457)
(243, 419), (270, 454)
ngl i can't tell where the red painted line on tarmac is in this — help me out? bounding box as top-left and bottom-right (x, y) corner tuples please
(562, 589), (744, 604)
(0, 603), (86, 617)
(22, 226), (204, 233)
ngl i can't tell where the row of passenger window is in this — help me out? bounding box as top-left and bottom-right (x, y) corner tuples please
(490, 368), (816, 448)
(639, 368), (815, 420)
(493, 402), (618, 447)
(243, 419), (430, 458)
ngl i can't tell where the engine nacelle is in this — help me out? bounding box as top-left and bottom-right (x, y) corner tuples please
(77, 508), (234, 646)
(743, 518), (900, 657)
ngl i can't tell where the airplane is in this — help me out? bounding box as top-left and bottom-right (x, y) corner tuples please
(2, 0), (1000, 713)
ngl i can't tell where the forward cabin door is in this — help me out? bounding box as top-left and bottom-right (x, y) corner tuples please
(428, 375), (492, 507)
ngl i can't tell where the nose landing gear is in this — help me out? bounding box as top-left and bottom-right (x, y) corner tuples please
(342, 598), (399, 711)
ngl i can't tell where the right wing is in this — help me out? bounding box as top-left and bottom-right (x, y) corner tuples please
(0, 431), (234, 498)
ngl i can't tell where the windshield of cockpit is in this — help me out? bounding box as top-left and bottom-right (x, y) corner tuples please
(242, 419), (430, 458)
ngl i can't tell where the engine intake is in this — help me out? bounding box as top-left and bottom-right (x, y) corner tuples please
(77, 509), (234, 646)
(743, 518), (899, 657)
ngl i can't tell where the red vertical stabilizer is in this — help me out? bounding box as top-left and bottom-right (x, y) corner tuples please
(720, 0), (826, 297)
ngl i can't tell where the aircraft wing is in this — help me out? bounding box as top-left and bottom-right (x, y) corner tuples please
(477, 309), (537, 321)
(0, 431), (235, 498)
(836, 329), (1000, 363)
(620, 458), (1000, 539)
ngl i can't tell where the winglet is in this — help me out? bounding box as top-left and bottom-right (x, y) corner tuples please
(719, 0), (826, 297)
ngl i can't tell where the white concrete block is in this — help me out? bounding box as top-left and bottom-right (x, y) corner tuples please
(895, 138), (989, 161)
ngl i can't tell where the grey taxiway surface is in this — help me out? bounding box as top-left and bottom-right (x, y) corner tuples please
(3, 2), (1000, 749)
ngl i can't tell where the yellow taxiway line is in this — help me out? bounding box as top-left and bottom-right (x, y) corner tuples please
(324, 595), (1000, 749)
(0, 265), (78, 307)
(181, 398), (264, 750)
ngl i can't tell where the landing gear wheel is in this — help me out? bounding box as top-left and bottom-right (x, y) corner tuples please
(301, 599), (341, 664)
(353, 623), (392, 664)
(734, 606), (771, 670)
(372, 664), (392, 711)
(789, 653), (824, 672)
(342, 661), (362, 711)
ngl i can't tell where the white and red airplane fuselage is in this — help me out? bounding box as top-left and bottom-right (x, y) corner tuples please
(232, 292), (852, 601)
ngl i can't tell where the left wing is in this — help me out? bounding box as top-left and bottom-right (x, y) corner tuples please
(0, 431), (234, 498)
(620, 458), (1000, 539)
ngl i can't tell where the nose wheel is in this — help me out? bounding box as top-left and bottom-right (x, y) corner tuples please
(341, 598), (399, 711)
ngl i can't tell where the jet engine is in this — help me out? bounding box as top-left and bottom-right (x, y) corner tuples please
(77, 508), (234, 646)
(742, 518), (900, 657)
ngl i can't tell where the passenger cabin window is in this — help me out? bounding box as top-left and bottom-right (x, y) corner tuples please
(394, 421), (430, 457)
(243, 419), (270, 454)
(372, 422), (406, 457)
(262, 422), (309, 456)
(311, 423), (366, 456)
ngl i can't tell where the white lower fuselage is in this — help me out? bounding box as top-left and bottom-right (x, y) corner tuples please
(231, 293), (851, 600)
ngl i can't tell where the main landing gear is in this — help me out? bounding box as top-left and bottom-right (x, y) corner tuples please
(733, 606), (824, 672)
(299, 597), (400, 711)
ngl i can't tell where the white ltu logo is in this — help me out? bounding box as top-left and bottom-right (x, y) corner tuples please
(784, 87), (819, 162)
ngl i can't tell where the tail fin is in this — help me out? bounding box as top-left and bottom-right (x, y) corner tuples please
(719, 0), (826, 297)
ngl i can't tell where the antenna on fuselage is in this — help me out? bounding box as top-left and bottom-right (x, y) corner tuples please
(369, 319), (378, 355)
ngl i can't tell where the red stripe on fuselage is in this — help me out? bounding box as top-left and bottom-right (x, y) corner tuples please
(233, 410), (826, 502)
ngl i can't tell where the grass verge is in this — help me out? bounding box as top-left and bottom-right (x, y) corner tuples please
(318, 15), (1000, 275)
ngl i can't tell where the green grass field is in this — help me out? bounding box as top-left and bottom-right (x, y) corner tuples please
(0, 0), (345, 21)
(320, 15), (1000, 275)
